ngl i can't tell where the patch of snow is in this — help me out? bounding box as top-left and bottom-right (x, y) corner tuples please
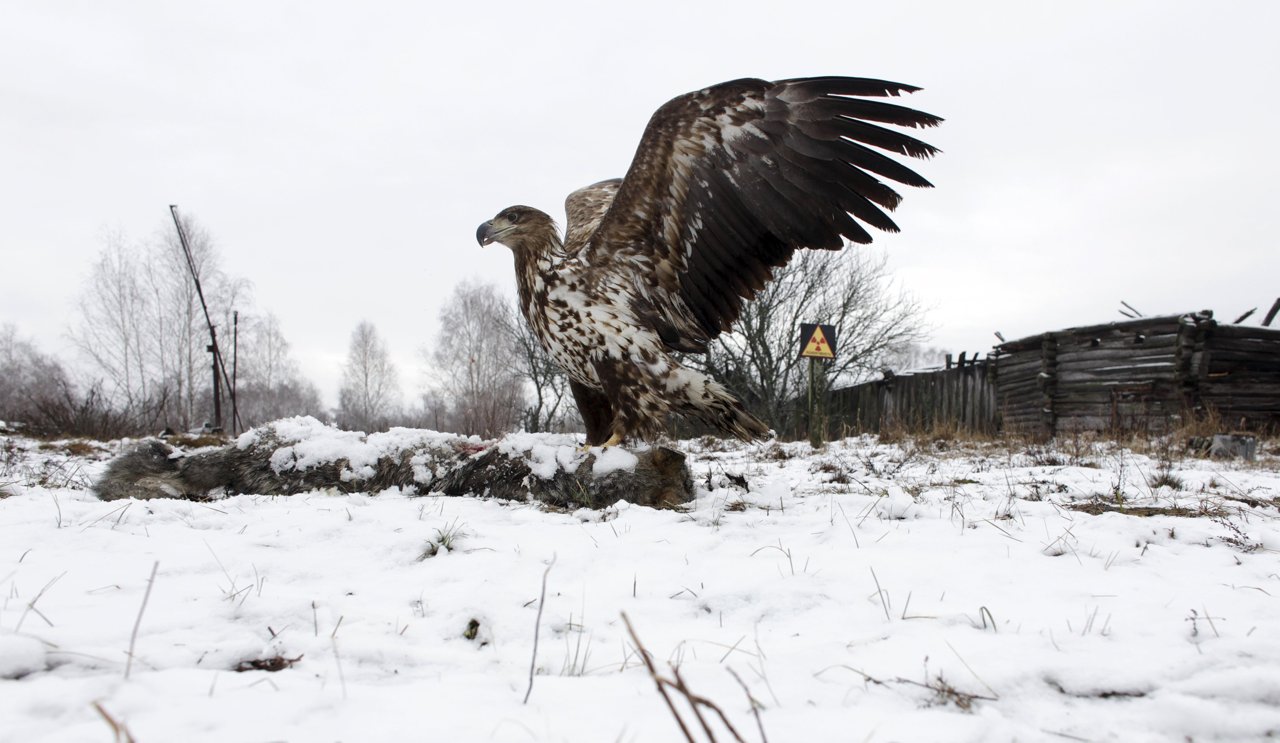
(2, 431), (1280, 741)
(591, 447), (638, 476)
(249, 417), (471, 478)
(497, 432), (587, 479)
(0, 634), (46, 679)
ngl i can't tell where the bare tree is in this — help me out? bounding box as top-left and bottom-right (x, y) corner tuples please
(0, 324), (69, 424)
(498, 301), (577, 434)
(71, 216), (248, 431)
(411, 388), (452, 433)
(0, 324), (140, 438)
(232, 312), (326, 426)
(693, 248), (926, 438)
(426, 281), (525, 438)
(71, 233), (154, 416)
(337, 320), (401, 431)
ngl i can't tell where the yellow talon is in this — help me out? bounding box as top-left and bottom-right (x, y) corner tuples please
(580, 433), (624, 452)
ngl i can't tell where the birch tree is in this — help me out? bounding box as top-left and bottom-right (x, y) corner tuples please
(337, 320), (401, 431)
(428, 281), (524, 438)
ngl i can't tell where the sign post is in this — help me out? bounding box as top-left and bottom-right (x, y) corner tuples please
(799, 323), (837, 447)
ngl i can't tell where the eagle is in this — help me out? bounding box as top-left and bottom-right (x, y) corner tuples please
(477, 76), (940, 447)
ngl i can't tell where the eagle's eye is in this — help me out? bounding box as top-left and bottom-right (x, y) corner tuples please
(507, 211), (521, 224)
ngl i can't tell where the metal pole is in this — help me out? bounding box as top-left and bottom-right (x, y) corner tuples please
(170, 205), (242, 434)
(232, 311), (239, 435)
(808, 356), (820, 448)
(208, 339), (222, 431)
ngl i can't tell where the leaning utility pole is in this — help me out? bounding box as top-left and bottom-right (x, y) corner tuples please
(169, 205), (242, 434)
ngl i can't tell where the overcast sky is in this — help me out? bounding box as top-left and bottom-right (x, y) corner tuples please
(3, 0), (1277, 407)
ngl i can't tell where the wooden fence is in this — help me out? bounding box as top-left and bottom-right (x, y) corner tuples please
(827, 359), (996, 435)
(826, 310), (1280, 437)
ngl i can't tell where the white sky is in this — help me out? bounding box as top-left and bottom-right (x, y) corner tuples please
(3, 0), (1277, 407)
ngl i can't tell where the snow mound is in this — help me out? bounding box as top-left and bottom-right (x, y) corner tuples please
(0, 634), (47, 679)
(496, 431), (644, 480)
(237, 416), (475, 480)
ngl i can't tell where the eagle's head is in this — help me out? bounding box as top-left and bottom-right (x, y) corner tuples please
(476, 206), (557, 253)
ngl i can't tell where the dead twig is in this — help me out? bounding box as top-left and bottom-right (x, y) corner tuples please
(93, 702), (138, 743)
(727, 667), (768, 743)
(622, 612), (697, 742)
(623, 612), (759, 743)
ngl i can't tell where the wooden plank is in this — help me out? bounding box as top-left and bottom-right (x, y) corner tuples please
(1057, 353), (1177, 369)
(1207, 334), (1280, 349)
(994, 355), (1047, 375)
(1057, 370), (1179, 384)
(1209, 324), (1280, 341)
(1209, 349), (1280, 363)
(1264, 298), (1280, 327)
(1056, 334), (1180, 352)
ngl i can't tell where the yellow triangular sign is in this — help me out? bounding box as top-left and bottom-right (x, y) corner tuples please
(803, 326), (834, 359)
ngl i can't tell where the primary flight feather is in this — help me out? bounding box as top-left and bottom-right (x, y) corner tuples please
(476, 76), (941, 446)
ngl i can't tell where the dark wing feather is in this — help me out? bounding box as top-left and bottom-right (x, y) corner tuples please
(583, 76), (940, 346)
(564, 178), (622, 255)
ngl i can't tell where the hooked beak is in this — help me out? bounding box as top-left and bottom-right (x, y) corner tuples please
(476, 220), (497, 246)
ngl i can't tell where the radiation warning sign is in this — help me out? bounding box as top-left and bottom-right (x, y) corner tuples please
(799, 323), (837, 359)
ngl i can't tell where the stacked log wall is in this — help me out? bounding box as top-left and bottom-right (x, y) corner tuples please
(992, 314), (1201, 436)
(1199, 324), (1280, 430)
(826, 310), (1279, 438)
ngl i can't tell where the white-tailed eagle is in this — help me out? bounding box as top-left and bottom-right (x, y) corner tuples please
(477, 77), (940, 446)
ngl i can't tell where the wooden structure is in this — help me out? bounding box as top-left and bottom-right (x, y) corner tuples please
(992, 311), (1279, 436)
(828, 356), (996, 435)
(828, 310), (1280, 437)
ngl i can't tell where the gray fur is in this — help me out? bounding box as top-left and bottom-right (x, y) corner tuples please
(94, 422), (693, 510)
(434, 444), (692, 510)
(94, 440), (189, 501)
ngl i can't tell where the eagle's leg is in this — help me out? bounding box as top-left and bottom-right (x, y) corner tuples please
(569, 379), (614, 447)
(590, 359), (666, 446)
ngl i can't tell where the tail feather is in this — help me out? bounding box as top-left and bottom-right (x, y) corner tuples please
(685, 375), (773, 442)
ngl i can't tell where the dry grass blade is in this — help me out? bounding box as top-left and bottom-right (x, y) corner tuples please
(524, 554), (556, 705)
(125, 561), (159, 680)
(15, 571), (66, 632)
(869, 566), (891, 621)
(816, 663), (996, 710)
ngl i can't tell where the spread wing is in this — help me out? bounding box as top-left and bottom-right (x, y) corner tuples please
(583, 76), (941, 350)
(564, 178), (622, 254)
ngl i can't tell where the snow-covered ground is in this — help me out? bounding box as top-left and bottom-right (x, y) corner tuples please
(2, 429), (1279, 742)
